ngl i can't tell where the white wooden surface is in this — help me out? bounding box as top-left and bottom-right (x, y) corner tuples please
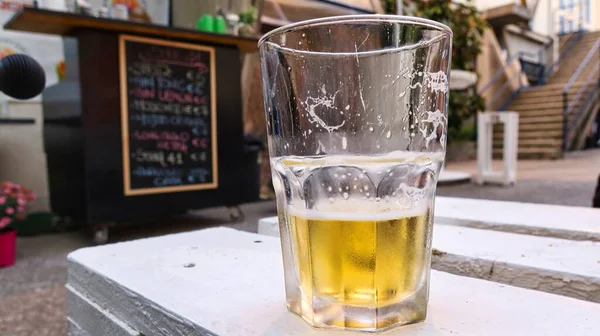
(66, 285), (140, 336)
(433, 225), (600, 302)
(67, 228), (600, 336)
(67, 318), (88, 336)
(258, 203), (600, 302)
(435, 196), (600, 241)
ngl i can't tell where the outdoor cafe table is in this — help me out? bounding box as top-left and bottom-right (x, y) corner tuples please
(67, 198), (600, 335)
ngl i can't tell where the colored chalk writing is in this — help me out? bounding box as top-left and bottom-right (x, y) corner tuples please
(119, 35), (217, 196)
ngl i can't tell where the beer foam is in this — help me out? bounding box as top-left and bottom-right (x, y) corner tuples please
(288, 199), (428, 221)
(279, 150), (444, 168)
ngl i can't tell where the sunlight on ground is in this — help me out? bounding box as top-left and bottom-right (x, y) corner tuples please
(446, 149), (600, 183)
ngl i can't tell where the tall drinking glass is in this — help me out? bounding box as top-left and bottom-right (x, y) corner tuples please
(259, 15), (452, 332)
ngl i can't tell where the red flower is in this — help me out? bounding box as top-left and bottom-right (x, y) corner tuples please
(1, 181), (36, 226)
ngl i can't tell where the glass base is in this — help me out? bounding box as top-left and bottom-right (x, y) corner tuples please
(287, 294), (427, 333)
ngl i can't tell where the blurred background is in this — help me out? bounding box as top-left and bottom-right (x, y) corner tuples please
(0, 0), (598, 335)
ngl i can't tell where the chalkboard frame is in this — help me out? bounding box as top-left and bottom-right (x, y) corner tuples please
(119, 34), (218, 196)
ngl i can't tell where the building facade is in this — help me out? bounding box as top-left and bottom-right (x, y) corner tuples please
(530, 0), (599, 35)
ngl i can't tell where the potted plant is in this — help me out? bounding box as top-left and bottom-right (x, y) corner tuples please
(0, 181), (36, 268)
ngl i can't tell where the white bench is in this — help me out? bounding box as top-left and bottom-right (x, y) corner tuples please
(434, 196), (600, 241)
(67, 228), (600, 336)
(258, 197), (600, 302)
(67, 285), (140, 336)
(433, 225), (600, 302)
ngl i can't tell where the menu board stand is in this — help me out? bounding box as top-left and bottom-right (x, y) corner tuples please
(5, 9), (261, 243)
(119, 35), (219, 196)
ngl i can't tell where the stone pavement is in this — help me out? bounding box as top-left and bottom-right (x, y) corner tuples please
(440, 149), (600, 207)
(437, 179), (594, 207)
(0, 232), (84, 336)
(446, 148), (600, 183)
(1, 149), (599, 335)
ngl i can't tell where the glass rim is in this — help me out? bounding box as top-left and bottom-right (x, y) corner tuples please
(258, 14), (453, 56)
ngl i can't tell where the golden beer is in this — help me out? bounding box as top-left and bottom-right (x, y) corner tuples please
(286, 206), (432, 329)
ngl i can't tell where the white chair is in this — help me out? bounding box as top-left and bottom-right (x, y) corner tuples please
(476, 111), (519, 186)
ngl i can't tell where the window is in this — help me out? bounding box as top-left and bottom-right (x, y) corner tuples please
(568, 19), (574, 32)
(586, 0), (590, 23)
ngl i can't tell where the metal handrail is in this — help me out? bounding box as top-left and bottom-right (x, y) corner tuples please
(563, 39), (600, 95)
(478, 49), (541, 95)
(544, 31), (583, 81)
(563, 59), (600, 150)
(565, 61), (599, 128)
(487, 68), (523, 108)
(561, 36), (599, 151)
(478, 57), (518, 94)
(479, 48), (550, 95)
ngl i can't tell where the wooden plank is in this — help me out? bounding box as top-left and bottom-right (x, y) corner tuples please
(67, 318), (89, 336)
(431, 225), (600, 302)
(68, 228), (600, 335)
(4, 8), (259, 53)
(260, 202), (600, 302)
(66, 285), (141, 336)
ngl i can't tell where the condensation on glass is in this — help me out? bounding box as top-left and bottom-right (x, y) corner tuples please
(259, 15), (452, 333)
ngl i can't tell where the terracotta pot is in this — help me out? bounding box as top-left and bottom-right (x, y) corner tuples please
(0, 228), (16, 267)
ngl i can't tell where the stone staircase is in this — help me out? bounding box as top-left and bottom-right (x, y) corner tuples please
(493, 30), (600, 159)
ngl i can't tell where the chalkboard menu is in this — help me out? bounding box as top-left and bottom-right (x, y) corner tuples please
(119, 35), (218, 196)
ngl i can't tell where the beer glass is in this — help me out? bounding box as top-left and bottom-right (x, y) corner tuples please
(259, 15), (452, 332)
